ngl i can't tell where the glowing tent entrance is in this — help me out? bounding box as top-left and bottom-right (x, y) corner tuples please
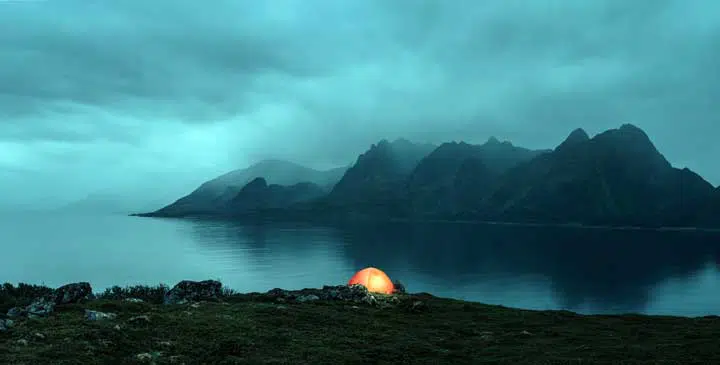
(348, 267), (395, 294)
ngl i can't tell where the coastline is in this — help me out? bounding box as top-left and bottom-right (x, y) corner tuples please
(3, 280), (720, 364)
(130, 210), (720, 233)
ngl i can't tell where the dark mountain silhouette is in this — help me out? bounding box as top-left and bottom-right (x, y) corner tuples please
(327, 138), (436, 202)
(144, 160), (346, 217)
(313, 138), (436, 218)
(407, 138), (548, 217)
(136, 124), (720, 228)
(226, 178), (326, 214)
(476, 124), (717, 227)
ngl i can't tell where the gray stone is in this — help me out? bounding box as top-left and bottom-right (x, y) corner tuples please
(128, 315), (150, 324)
(84, 309), (117, 321)
(6, 307), (25, 318)
(0, 319), (14, 332)
(296, 294), (320, 302)
(163, 280), (222, 305)
(26, 297), (55, 318)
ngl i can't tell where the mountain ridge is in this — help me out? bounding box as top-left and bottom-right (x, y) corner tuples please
(134, 125), (720, 229)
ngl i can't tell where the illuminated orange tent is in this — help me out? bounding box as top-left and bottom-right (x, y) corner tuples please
(348, 267), (395, 294)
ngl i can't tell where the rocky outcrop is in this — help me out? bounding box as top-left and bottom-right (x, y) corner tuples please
(6, 281), (94, 320)
(54, 282), (94, 305)
(265, 284), (401, 307)
(163, 280), (223, 305)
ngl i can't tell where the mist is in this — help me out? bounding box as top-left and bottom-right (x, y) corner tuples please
(2, 0), (719, 211)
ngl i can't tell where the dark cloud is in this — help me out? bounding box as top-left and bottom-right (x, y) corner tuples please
(1, 0), (719, 208)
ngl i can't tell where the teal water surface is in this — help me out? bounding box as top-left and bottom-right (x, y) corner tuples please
(2, 212), (720, 316)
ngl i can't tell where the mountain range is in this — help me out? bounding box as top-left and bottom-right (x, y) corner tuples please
(147, 159), (347, 217)
(135, 124), (720, 229)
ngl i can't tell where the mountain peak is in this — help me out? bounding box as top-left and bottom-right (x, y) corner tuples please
(486, 136), (500, 145)
(242, 177), (268, 190)
(557, 128), (590, 150)
(619, 123), (643, 133)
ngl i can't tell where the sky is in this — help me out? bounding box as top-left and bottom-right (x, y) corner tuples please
(1, 0), (719, 210)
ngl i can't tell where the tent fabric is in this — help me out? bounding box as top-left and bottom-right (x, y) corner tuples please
(348, 267), (395, 294)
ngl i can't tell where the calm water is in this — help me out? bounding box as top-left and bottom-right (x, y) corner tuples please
(3, 212), (720, 316)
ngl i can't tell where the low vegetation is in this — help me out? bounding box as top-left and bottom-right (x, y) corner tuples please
(2, 282), (720, 364)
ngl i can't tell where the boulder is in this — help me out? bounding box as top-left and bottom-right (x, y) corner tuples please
(26, 297), (55, 318)
(84, 309), (117, 321)
(163, 280), (222, 305)
(6, 307), (26, 318)
(0, 319), (14, 332)
(53, 282), (94, 304)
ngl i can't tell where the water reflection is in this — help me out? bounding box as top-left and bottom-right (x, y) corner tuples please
(180, 220), (353, 292)
(184, 219), (720, 315)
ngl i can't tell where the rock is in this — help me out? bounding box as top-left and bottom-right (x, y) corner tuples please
(54, 282), (94, 304)
(264, 284), (394, 307)
(296, 294), (320, 302)
(33, 332), (45, 340)
(7, 307), (25, 318)
(16, 339), (28, 346)
(124, 298), (144, 303)
(136, 353), (153, 362)
(318, 284), (375, 302)
(519, 330), (533, 336)
(26, 297), (55, 318)
(163, 280), (222, 305)
(84, 309), (117, 321)
(128, 315), (150, 324)
(113, 324), (121, 331)
(0, 319), (14, 332)
(392, 280), (406, 294)
(361, 294), (378, 306)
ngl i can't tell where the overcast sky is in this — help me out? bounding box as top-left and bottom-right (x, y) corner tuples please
(1, 0), (719, 210)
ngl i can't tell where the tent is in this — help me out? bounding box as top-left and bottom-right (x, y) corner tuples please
(348, 267), (395, 294)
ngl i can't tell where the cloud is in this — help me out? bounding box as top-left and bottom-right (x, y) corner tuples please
(1, 0), (719, 208)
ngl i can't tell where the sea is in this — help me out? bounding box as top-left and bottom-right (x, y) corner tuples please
(3, 211), (720, 317)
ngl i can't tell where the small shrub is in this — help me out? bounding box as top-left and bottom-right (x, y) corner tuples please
(0, 282), (56, 313)
(96, 284), (170, 304)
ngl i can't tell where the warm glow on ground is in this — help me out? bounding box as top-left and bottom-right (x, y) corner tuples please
(347, 267), (395, 294)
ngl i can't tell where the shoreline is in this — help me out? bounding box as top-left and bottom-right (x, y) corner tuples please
(3, 280), (719, 319)
(3, 280), (720, 364)
(131, 211), (720, 233)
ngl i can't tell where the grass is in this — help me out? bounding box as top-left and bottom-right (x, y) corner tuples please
(2, 283), (720, 364)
